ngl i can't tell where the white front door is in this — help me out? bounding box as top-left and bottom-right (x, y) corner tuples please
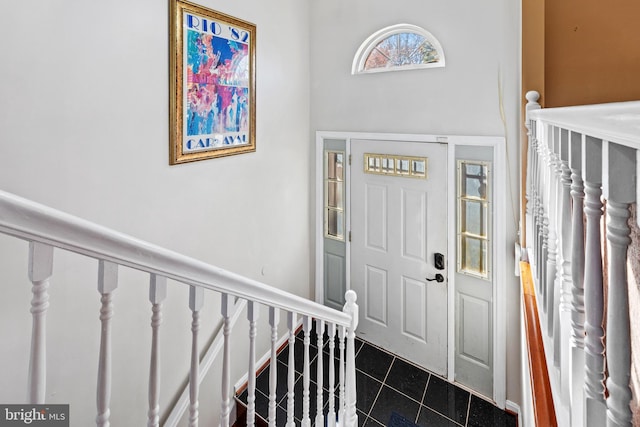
(350, 139), (448, 374)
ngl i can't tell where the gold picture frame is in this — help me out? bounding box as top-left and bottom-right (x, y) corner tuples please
(169, 0), (256, 164)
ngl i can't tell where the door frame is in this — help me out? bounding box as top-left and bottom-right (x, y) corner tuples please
(314, 131), (507, 408)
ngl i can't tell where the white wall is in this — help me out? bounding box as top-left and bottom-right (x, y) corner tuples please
(0, 0), (310, 425)
(309, 0), (522, 406)
(0, 0), (524, 421)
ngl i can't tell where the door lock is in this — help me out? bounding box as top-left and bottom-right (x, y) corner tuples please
(434, 253), (445, 270)
(426, 274), (444, 283)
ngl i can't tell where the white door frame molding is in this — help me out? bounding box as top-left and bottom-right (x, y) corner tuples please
(314, 131), (507, 408)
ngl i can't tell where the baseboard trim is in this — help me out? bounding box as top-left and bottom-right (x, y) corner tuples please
(505, 400), (522, 427)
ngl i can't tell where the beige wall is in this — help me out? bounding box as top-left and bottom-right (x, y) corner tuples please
(524, 0), (640, 108)
(545, 0), (640, 107)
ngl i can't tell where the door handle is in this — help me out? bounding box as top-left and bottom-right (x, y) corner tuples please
(426, 274), (444, 283)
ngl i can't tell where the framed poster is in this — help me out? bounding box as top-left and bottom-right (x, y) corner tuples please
(170, 1), (256, 164)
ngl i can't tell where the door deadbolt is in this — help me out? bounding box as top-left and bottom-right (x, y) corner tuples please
(434, 253), (445, 270)
(426, 274), (444, 283)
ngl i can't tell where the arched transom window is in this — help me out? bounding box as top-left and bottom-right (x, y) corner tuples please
(352, 24), (446, 74)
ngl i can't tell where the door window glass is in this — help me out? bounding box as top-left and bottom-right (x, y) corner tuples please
(364, 153), (428, 179)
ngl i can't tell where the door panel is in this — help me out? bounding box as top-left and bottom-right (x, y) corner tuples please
(402, 189), (427, 261)
(455, 281), (492, 396)
(459, 293), (490, 365)
(324, 252), (346, 309)
(365, 184), (388, 252)
(351, 139), (448, 374)
(365, 265), (388, 325)
(401, 276), (427, 342)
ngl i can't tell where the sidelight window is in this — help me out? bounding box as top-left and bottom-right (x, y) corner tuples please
(325, 151), (345, 241)
(457, 161), (491, 279)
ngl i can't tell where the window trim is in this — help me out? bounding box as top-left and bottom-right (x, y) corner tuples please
(352, 23), (446, 75)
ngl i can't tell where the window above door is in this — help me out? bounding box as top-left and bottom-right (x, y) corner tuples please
(352, 24), (446, 74)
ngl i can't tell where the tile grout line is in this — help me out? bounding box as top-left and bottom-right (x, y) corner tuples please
(363, 355), (395, 424)
(368, 356), (397, 425)
(414, 373), (431, 424)
(417, 375), (467, 427)
(386, 384), (428, 408)
(464, 393), (472, 427)
(275, 337), (511, 427)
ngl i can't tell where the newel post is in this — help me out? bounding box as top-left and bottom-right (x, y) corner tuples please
(343, 290), (359, 427)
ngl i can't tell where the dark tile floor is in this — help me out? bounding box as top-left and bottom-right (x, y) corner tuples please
(238, 330), (517, 427)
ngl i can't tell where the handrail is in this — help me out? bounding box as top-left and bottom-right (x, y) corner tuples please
(528, 99), (640, 149)
(0, 189), (351, 327)
(520, 261), (557, 427)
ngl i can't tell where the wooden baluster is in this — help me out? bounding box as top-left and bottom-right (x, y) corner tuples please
(315, 320), (325, 427)
(568, 131), (586, 427)
(268, 307), (279, 427)
(537, 125), (547, 286)
(558, 128), (573, 402)
(27, 242), (53, 404)
(582, 136), (606, 427)
(524, 91), (541, 247)
(286, 312), (296, 427)
(189, 286), (204, 427)
(338, 326), (346, 426)
(343, 291), (358, 427)
(97, 260), (118, 427)
(545, 125), (559, 323)
(533, 127), (542, 278)
(536, 128), (546, 286)
(552, 126), (564, 344)
(220, 294), (233, 427)
(532, 124), (541, 274)
(539, 130), (550, 300)
(528, 122), (539, 251)
(147, 275), (167, 427)
(327, 323), (337, 427)
(604, 142), (635, 427)
(302, 316), (312, 427)
(247, 301), (259, 427)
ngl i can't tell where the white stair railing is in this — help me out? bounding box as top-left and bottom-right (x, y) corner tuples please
(0, 189), (359, 427)
(96, 260), (117, 427)
(27, 242), (53, 405)
(268, 307), (280, 427)
(188, 286), (204, 427)
(522, 91), (639, 427)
